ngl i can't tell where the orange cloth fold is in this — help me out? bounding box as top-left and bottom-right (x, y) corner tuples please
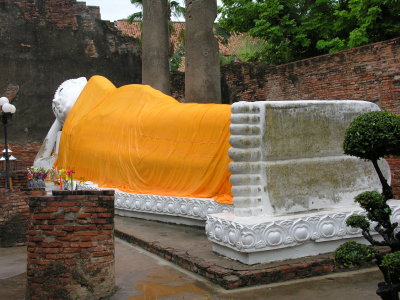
(56, 75), (233, 204)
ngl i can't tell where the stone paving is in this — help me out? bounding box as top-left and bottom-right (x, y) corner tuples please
(0, 238), (383, 299)
(114, 215), (377, 289)
(0, 214), (387, 299)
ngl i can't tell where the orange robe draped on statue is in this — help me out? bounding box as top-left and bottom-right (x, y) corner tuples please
(56, 75), (233, 204)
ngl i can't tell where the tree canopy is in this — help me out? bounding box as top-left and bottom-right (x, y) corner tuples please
(128, 0), (185, 22)
(218, 0), (400, 64)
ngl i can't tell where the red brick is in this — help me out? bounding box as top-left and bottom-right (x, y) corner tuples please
(29, 236), (45, 242)
(36, 248), (60, 254)
(92, 251), (113, 257)
(63, 248), (81, 253)
(92, 218), (107, 224)
(77, 213), (91, 219)
(48, 202), (78, 207)
(65, 195), (86, 201)
(91, 256), (113, 263)
(40, 207), (59, 213)
(63, 207), (80, 213)
(73, 231), (98, 236)
(312, 265), (334, 273)
(98, 213), (113, 218)
(47, 219), (68, 225)
(33, 214), (59, 220)
(57, 236), (80, 242)
(40, 242), (63, 248)
(93, 235), (113, 241)
(26, 189), (115, 298)
(45, 253), (79, 259)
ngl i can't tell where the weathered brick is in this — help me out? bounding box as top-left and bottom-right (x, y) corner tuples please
(48, 201), (78, 207)
(27, 190), (115, 299)
(73, 231), (98, 236)
(92, 251), (113, 257)
(40, 242), (63, 248)
(0, 188), (46, 247)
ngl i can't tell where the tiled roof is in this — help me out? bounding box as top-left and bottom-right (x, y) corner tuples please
(115, 20), (232, 55)
(115, 20), (142, 38)
(115, 21), (185, 52)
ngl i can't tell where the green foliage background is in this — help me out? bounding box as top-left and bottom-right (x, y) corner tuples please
(219, 0), (400, 64)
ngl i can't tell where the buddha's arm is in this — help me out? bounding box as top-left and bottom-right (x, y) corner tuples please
(33, 119), (62, 169)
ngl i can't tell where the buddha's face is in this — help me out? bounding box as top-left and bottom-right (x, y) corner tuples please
(52, 77), (87, 124)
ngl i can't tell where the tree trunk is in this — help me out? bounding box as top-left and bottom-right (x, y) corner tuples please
(185, 0), (221, 103)
(372, 159), (393, 200)
(142, 0), (170, 95)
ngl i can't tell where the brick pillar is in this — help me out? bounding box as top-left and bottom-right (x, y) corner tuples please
(26, 190), (115, 300)
(0, 188), (46, 247)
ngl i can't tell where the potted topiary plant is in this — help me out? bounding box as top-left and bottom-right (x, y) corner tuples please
(335, 110), (400, 300)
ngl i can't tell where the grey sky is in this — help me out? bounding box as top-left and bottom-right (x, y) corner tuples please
(82, 0), (223, 22)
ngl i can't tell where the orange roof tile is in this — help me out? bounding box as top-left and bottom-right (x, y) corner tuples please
(115, 20), (232, 55)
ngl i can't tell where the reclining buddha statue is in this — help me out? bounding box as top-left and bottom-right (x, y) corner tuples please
(34, 75), (233, 204)
(35, 75), (393, 264)
(35, 74), (389, 214)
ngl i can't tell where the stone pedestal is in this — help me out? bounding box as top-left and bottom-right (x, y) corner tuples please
(206, 100), (394, 264)
(207, 201), (400, 264)
(26, 190), (115, 300)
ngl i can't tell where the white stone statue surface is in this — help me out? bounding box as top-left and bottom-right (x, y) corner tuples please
(227, 100), (389, 217)
(33, 77), (87, 170)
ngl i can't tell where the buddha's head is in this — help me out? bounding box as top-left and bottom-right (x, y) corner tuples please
(52, 77), (87, 124)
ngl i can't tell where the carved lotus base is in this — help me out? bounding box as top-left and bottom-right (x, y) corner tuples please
(78, 183), (233, 226)
(206, 201), (400, 265)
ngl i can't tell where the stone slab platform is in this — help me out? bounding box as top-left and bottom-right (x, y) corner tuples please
(114, 215), (379, 289)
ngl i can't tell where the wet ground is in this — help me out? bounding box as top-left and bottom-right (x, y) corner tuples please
(0, 238), (383, 300)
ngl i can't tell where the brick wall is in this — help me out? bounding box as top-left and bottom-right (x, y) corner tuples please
(0, 188), (46, 247)
(26, 190), (115, 299)
(0, 0), (141, 143)
(219, 38), (400, 112)
(12, 0), (101, 30)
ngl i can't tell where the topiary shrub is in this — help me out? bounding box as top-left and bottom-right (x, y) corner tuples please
(381, 252), (400, 282)
(343, 110), (400, 200)
(343, 111), (400, 160)
(336, 110), (400, 300)
(345, 191), (399, 252)
(337, 191), (400, 300)
(335, 241), (377, 267)
(346, 215), (370, 231)
(354, 191), (392, 229)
